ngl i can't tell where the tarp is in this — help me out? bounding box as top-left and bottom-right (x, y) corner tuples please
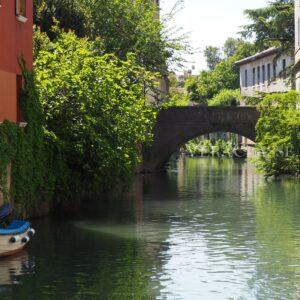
(0, 204), (13, 220)
(0, 220), (30, 235)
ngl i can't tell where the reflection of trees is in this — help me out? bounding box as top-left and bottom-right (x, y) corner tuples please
(173, 157), (261, 243)
(249, 180), (300, 299)
(2, 157), (299, 299)
(153, 157), (300, 298)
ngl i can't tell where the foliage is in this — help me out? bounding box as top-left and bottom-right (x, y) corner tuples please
(0, 68), (54, 214)
(164, 91), (189, 107)
(184, 76), (202, 104)
(186, 41), (257, 104)
(0, 28), (158, 215)
(183, 137), (235, 157)
(241, 0), (294, 54)
(223, 38), (243, 59)
(255, 91), (300, 177)
(204, 46), (222, 70)
(33, 0), (187, 76)
(209, 89), (241, 106)
(162, 73), (189, 107)
(34, 0), (87, 38)
(34, 30), (156, 195)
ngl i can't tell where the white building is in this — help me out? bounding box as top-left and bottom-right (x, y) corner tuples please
(295, 0), (300, 91)
(236, 47), (293, 97)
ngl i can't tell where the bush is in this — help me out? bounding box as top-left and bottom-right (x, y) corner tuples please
(209, 89), (241, 106)
(255, 91), (300, 177)
(183, 138), (235, 157)
(35, 30), (156, 194)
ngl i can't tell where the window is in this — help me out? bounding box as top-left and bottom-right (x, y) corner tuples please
(252, 68), (256, 85)
(244, 70), (248, 88)
(298, 18), (300, 46)
(273, 63), (277, 80)
(16, 0), (26, 17)
(282, 59), (286, 79)
(257, 66), (260, 84)
(262, 65), (265, 83)
(267, 63), (271, 81)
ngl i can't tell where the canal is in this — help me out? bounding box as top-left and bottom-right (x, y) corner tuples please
(0, 157), (300, 299)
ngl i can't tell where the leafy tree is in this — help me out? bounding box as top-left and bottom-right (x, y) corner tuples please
(35, 30), (156, 193)
(209, 89), (241, 106)
(187, 42), (257, 104)
(241, 0), (294, 54)
(223, 38), (243, 59)
(163, 73), (189, 107)
(33, 0), (186, 76)
(34, 0), (87, 38)
(184, 76), (202, 104)
(255, 91), (300, 177)
(204, 46), (222, 70)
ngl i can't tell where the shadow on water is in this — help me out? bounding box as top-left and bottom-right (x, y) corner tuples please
(0, 157), (299, 299)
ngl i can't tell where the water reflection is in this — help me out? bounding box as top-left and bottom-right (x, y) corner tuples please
(0, 251), (32, 286)
(0, 157), (299, 299)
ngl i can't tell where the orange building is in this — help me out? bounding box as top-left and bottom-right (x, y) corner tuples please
(0, 0), (33, 123)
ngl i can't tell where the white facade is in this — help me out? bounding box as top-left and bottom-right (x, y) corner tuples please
(236, 48), (293, 97)
(295, 0), (300, 91)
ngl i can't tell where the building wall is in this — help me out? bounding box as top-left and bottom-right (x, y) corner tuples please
(0, 0), (33, 122)
(239, 54), (293, 97)
(295, 0), (300, 91)
(0, 70), (18, 122)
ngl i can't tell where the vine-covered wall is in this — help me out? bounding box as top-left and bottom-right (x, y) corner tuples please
(0, 67), (55, 216)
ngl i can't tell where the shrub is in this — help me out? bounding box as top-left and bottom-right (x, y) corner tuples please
(35, 31), (156, 194)
(209, 89), (241, 106)
(255, 91), (300, 177)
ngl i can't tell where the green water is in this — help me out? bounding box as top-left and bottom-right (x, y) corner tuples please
(0, 157), (300, 299)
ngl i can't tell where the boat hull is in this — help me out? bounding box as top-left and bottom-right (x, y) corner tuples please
(0, 228), (31, 258)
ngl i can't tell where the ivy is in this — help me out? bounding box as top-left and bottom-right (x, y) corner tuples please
(0, 67), (55, 215)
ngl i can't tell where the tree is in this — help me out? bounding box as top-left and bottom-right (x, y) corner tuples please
(34, 30), (156, 192)
(186, 41), (257, 104)
(204, 46), (221, 70)
(223, 38), (242, 59)
(255, 91), (300, 177)
(163, 73), (189, 107)
(209, 89), (241, 106)
(34, 0), (87, 38)
(241, 0), (294, 54)
(33, 0), (186, 76)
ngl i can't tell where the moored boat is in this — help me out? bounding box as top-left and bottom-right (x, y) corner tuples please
(232, 148), (247, 159)
(0, 204), (35, 258)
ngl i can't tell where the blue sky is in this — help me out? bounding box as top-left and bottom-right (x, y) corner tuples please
(160, 0), (268, 73)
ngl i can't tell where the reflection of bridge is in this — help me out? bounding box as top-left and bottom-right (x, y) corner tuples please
(143, 106), (259, 172)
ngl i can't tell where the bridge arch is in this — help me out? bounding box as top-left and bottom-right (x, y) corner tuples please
(143, 106), (259, 172)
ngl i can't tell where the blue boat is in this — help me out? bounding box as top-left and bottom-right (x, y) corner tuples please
(0, 204), (35, 257)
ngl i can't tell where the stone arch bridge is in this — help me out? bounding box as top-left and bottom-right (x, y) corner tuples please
(143, 106), (259, 172)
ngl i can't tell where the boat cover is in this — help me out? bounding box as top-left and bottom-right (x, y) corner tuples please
(0, 204), (13, 220)
(0, 220), (30, 235)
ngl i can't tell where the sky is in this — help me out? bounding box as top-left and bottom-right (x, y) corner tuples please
(160, 0), (269, 74)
